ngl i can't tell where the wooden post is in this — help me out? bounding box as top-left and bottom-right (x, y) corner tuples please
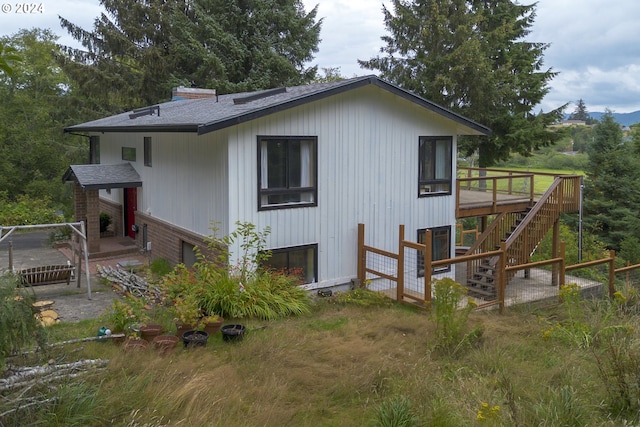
(424, 229), (432, 307)
(357, 223), (365, 286)
(499, 242), (507, 314)
(397, 225), (405, 302)
(551, 218), (560, 287)
(609, 250), (616, 298)
(559, 241), (566, 289)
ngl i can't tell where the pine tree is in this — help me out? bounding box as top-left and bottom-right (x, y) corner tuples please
(58, 0), (321, 111)
(359, 0), (565, 167)
(583, 111), (640, 251)
(568, 99), (591, 122)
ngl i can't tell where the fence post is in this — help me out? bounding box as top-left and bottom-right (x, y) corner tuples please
(551, 219), (560, 287)
(397, 225), (405, 302)
(609, 250), (616, 298)
(357, 223), (365, 286)
(424, 229), (433, 307)
(559, 241), (566, 289)
(499, 242), (507, 314)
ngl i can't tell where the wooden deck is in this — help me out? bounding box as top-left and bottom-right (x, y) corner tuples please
(457, 189), (534, 218)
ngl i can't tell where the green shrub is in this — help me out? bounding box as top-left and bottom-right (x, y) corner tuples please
(430, 278), (481, 356)
(149, 258), (172, 277)
(373, 396), (418, 427)
(0, 194), (62, 225)
(158, 222), (312, 321)
(0, 274), (45, 368)
(99, 212), (112, 233)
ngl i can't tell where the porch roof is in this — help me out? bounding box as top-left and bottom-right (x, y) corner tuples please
(63, 163), (142, 190)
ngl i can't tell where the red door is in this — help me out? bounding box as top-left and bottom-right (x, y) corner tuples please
(124, 188), (137, 239)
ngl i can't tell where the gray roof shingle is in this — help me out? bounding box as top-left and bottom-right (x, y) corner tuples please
(64, 75), (491, 136)
(63, 163), (142, 190)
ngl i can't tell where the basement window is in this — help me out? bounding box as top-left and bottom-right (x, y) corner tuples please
(417, 226), (451, 276)
(261, 244), (317, 284)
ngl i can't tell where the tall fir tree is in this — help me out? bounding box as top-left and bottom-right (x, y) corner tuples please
(583, 111), (640, 251)
(58, 0), (321, 112)
(568, 99), (592, 123)
(359, 0), (565, 167)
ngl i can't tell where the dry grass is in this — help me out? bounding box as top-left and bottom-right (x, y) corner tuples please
(9, 294), (640, 426)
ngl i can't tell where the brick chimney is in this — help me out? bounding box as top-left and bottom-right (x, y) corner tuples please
(172, 86), (217, 100)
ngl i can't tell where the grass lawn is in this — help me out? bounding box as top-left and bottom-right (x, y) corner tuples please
(5, 288), (640, 427)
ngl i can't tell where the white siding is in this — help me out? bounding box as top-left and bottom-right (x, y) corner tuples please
(226, 85), (459, 288)
(97, 131), (230, 235)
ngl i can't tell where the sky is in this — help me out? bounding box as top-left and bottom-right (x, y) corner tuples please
(1, 0), (639, 114)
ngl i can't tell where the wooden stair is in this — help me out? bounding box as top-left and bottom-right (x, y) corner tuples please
(462, 175), (582, 300)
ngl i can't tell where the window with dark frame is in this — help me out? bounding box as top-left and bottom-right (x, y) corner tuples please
(262, 244), (318, 284)
(258, 136), (317, 210)
(144, 137), (152, 167)
(89, 136), (100, 164)
(417, 226), (452, 276)
(418, 136), (452, 196)
(122, 147), (136, 161)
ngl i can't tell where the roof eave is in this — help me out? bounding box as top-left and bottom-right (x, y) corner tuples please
(64, 124), (200, 134)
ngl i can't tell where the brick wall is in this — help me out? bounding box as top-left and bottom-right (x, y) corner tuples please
(86, 189), (100, 253)
(134, 211), (217, 266)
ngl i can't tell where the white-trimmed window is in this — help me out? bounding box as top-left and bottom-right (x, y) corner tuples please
(263, 244), (317, 284)
(258, 136), (317, 210)
(417, 226), (452, 276)
(418, 136), (452, 196)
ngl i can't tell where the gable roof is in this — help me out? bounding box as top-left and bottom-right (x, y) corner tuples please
(63, 163), (142, 190)
(64, 75), (491, 136)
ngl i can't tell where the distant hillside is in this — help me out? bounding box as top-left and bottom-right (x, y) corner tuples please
(565, 111), (640, 127)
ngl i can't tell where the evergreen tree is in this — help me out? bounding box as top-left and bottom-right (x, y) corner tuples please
(568, 99), (592, 123)
(58, 0), (321, 111)
(583, 111), (640, 251)
(359, 0), (565, 167)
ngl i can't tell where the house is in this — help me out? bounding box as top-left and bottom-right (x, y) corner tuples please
(63, 75), (491, 290)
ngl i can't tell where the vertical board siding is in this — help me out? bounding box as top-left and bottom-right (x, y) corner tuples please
(97, 131), (230, 238)
(226, 86), (459, 288)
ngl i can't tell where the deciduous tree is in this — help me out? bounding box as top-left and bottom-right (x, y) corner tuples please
(0, 29), (86, 211)
(359, 0), (565, 167)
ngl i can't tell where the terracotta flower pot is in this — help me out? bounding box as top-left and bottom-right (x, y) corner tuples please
(152, 335), (180, 355)
(175, 322), (196, 337)
(201, 316), (224, 336)
(140, 324), (164, 342)
(123, 337), (149, 352)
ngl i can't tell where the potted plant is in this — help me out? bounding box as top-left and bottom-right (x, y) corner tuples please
(106, 295), (149, 339)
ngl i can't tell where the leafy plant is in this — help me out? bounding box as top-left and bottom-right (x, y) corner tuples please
(159, 222), (311, 321)
(106, 295), (149, 334)
(430, 277), (481, 356)
(99, 212), (112, 233)
(149, 257), (172, 278)
(0, 273), (45, 368)
(373, 396), (418, 427)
